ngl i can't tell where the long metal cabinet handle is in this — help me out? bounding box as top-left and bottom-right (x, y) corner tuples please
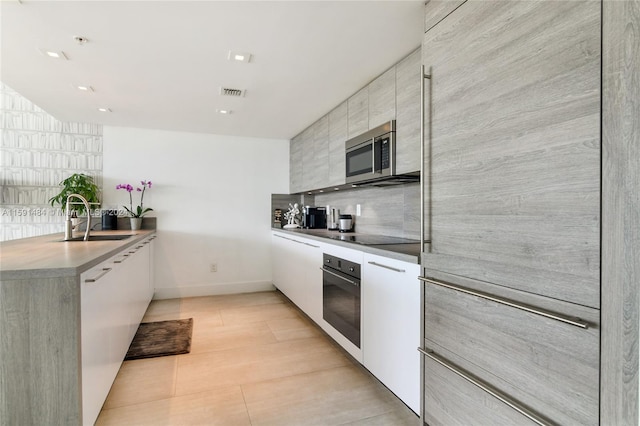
(275, 233), (319, 248)
(367, 261), (405, 273)
(417, 347), (553, 426)
(420, 65), (432, 254)
(418, 276), (589, 329)
(113, 254), (129, 263)
(320, 267), (360, 287)
(274, 234), (301, 244)
(85, 268), (112, 283)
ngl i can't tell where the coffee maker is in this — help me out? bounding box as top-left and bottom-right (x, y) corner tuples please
(302, 206), (327, 229)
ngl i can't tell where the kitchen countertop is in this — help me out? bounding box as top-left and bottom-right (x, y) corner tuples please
(272, 227), (421, 264)
(0, 229), (157, 280)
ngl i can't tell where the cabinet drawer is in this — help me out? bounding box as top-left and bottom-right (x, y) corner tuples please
(423, 280), (599, 425)
(422, 350), (540, 426)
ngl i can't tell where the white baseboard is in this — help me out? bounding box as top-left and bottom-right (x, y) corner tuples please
(152, 280), (276, 300)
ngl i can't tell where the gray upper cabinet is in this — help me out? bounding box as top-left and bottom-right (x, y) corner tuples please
(368, 67), (396, 129)
(395, 49), (421, 175)
(289, 134), (303, 194)
(328, 102), (348, 187)
(289, 49), (423, 193)
(300, 126), (316, 192)
(348, 87), (369, 139)
(422, 0), (601, 308)
(310, 115), (329, 191)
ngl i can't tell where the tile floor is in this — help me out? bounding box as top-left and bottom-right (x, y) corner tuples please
(96, 290), (419, 426)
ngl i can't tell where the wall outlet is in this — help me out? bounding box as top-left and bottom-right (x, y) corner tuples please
(209, 263), (217, 272)
(356, 204), (361, 216)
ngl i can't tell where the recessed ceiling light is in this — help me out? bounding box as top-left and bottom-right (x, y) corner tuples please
(75, 85), (94, 92)
(97, 108), (111, 113)
(216, 109), (232, 115)
(227, 50), (252, 63)
(334, 188), (340, 191)
(39, 49), (68, 60)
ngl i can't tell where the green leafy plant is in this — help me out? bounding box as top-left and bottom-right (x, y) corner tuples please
(49, 173), (101, 215)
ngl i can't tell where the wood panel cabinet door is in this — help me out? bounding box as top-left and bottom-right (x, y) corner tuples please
(310, 115), (329, 190)
(328, 101), (348, 186)
(300, 127), (315, 192)
(368, 66), (396, 129)
(423, 277), (599, 425)
(348, 87), (368, 139)
(395, 49), (421, 175)
(289, 134), (303, 193)
(421, 0), (601, 308)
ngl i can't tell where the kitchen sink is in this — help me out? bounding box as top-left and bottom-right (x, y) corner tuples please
(62, 234), (134, 242)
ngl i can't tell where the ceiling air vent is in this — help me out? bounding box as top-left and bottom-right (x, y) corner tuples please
(220, 87), (245, 97)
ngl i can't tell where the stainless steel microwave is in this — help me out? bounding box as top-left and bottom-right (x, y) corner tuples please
(345, 120), (396, 184)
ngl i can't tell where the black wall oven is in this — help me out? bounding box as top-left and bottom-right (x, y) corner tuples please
(322, 253), (361, 348)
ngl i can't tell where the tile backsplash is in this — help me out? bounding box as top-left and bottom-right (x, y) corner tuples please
(0, 83), (103, 241)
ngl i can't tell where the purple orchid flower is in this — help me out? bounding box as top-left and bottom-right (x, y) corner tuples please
(116, 179), (154, 218)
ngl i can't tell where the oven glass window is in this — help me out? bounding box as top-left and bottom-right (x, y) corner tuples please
(346, 144), (372, 177)
(323, 269), (360, 348)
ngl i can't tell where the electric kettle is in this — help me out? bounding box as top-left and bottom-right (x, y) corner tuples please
(327, 206), (340, 230)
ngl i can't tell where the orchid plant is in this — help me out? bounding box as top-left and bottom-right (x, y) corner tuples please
(116, 180), (153, 218)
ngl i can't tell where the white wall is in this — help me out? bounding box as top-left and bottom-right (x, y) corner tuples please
(103, 126), (289, 299)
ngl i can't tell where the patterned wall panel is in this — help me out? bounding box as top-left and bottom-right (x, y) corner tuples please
(0, 83), (103, 241)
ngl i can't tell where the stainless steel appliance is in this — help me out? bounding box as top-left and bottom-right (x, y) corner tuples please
(322, 253), (361, 348)
(338, 214), (353, 232)
(302, 206), (327, 229)
(345, 120), (420, 186)
(346, 121), (395, 184)
(326, 206), (339, 230)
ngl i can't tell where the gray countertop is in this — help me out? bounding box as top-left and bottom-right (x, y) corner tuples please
(0, 229), (157, 280)
(272, 227), (421, 264)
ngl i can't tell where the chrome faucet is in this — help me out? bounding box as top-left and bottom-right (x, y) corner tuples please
(64, 193), (91, 241)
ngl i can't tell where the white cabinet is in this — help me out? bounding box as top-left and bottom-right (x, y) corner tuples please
(271, 232), (324, 324)
(362, 253), (420, 413)
(271, 232), (420, 408)
(80, 235), (155, 426)
(81, 257), (119, 426)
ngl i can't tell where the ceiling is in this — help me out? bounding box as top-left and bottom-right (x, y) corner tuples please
(0, 1), (424, 140)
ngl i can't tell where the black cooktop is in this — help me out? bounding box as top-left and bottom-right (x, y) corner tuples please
(327, 234), (419, 245)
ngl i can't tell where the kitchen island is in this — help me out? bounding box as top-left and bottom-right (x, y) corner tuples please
(0, 229), (156, 426)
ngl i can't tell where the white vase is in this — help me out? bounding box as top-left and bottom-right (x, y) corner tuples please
(130, 217), (142, 231)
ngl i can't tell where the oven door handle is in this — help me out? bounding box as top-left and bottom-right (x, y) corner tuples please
(320, 267), (360, 287)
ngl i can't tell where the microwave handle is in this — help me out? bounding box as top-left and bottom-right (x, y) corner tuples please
(373, 137), (384, 174)
(371, 137), (377, 174)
